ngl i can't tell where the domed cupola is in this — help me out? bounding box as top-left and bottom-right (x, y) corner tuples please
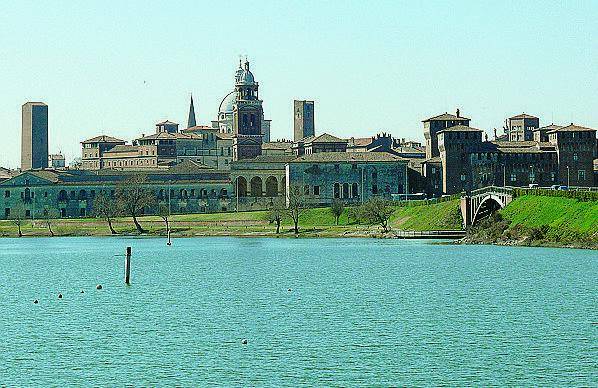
(237, 60), (255, 85)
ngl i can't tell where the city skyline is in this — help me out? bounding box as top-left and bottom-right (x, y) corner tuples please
(1, 1), (597, 168)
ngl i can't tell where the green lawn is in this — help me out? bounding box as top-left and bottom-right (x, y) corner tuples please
(500, 195), (598, 233)
(391, 200), (462, 231)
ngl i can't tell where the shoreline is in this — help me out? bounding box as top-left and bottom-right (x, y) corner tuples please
(1, 227), (594, 250)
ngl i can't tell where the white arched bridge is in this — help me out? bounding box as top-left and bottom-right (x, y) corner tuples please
(460, 186), (514, 227)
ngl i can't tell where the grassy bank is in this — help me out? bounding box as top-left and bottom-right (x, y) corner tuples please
(463, 195), (598, 249)
(0, 199), (463, 238)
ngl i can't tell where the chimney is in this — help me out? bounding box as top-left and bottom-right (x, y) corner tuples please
(456, 108), (460, 118)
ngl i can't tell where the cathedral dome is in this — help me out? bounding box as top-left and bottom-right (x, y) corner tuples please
(218, 91), (236, 114)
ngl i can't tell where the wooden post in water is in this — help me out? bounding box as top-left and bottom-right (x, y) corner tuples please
(124, 246), (131, 285)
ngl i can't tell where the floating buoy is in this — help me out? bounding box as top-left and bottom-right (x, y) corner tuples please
(241, 339), (248, 345)
(80, 290), (84, 294)
(288, 288), (292, 292)
(58, 293), (62, 299)
(33, 299), (39, 304)
(96, 284), (102, 290)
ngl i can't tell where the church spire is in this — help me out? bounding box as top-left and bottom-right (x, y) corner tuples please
(187, 94), (196, 128)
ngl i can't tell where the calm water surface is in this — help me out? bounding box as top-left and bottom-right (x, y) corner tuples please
(0, 237), (596, 386)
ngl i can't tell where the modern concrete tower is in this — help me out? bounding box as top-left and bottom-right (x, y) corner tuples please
(21, 102), (48, 170)
(293, 100), (315, 141)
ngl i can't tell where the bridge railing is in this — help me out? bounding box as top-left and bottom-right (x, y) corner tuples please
(468, 186), (513, 197)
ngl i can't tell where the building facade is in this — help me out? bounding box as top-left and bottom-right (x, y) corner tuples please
(505, 113), (539, 141)
(286, 152), (409, 206)
(423, 110), (470, 159)
(0, 164), (233, 220)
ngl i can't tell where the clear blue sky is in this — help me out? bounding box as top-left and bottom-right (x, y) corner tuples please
(1, 1), (596, 167)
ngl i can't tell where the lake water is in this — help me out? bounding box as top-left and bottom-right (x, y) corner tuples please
(0, 237), (596, 386)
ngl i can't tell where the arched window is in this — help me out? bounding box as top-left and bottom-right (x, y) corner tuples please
(333, 183), (340, 199)
(58, 190), (68, 201)
(79, 190), (87, 200)
(220, 188), (228, 197)
(250, 177), (263, 197)
(265, 176), (278, 197)
(352, 183), (359, 198)
(236, 177), (247, 197)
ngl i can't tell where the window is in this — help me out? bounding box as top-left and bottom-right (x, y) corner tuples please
(342, 183), (349, 199)
(44, 191), (48, 197)
(25, 210), (31, 217)
(352, 183), (358, 197)
(4, 208), (10, 217)
(510, 173), (517, 182)
(304, 185), (310, 195)
(372, 184), (378, 194)
(313, 185), (320, 196)
(60, 208), (66, 217)
(578, 170), (585, 181)
(333, 183), (340, 198)
(4, 190), (9, 198)
(573, 153), (578, 161)
(460, 174), (466, 182)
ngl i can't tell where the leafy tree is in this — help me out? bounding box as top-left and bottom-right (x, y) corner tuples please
(286, 186), (307, 235)
(330, 199), (344, 225)
(43, 208), (59, 237)
(359, 197), (395, 233)
(93, 191), (119, 234)
(266, 197), (286, 234)
(9, 203), (27, 237)
(116, 174), (156, 234)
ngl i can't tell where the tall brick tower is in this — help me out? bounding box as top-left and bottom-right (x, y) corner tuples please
(21, 102), (48, 170)
(293, 100), (315, 141)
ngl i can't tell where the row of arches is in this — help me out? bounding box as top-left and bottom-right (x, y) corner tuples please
(236, 176), (283, 197)
(333, 183), (359, 199)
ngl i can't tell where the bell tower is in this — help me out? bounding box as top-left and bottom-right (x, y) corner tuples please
(233, 59), (263, 160)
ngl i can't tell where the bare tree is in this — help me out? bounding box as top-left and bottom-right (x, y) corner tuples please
(9, 203), (27, 237)
(286, 186), (307, 235)
(93, 191), (119, 234)
(266, 197), (286, 234)
(158, 203), (172, 245)
(43, 208), (59, 237)
(359, 197), (395, 233)
(116, 175), (156, 234)
(330, 199), (344, 225)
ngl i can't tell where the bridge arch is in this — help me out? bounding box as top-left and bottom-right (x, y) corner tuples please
(472, 195), (505, 225)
